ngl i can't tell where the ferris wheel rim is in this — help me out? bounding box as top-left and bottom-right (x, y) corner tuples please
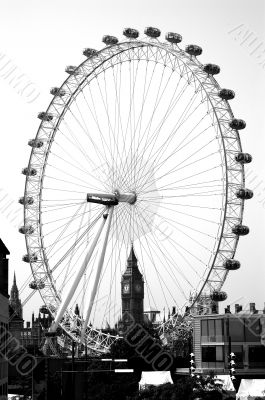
(22, 36), (245, 350)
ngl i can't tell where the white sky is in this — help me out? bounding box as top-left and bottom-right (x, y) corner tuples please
(0, 0), (264, 322)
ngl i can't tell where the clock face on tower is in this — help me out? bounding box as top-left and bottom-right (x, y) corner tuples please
(123, 283), (130, 294)
(134, 283), (142, 293)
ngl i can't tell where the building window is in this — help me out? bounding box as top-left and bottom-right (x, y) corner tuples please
(201, 319), (224, 342)
(228, 319), (244, 342)
(245, 318), (261, 342)
(202, 346), (224, 362)
(249, 346), (265, 368)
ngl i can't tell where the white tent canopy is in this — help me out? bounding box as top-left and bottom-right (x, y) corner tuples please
(236, 379), (265, 400)
(214, 375), (236, 392)
(139, 371), (173, 390)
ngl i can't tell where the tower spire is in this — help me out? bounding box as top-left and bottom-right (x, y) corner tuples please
(10, 271), (23, 319)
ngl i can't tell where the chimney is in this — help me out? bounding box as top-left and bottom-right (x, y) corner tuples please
(225, 305), (231, 314)
(235, 304), (242, 313)
(250, 303), (256, 313)
(172, 306), (176, 315)
(26, 321), (30, 328)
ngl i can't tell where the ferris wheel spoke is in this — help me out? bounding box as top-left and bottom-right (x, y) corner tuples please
(123, 61), (159, 185)
(134, 206), (187, 305)
(138, 202), (212, 254)
(143, 164), (222, 195)
(133, 210), (171, 310)
(137, 85), (200, 184)
(83, 76), (124, 186)
(94, 70), (126, 183)
(142, 200), (221, 225)
(60, 119), (104, 172)
(119, 60), (140, 184)
(135, 203), (207, 266)
(81, 206), (114, 340)
(46, 151), (104, 188)
(68, 102), (113, 173)
(55, 129), (112, 187)
(137, 110), (211, 191)
(51, 208), (101, 276)
(50, 209), (110, 332)
(96, 211), (132, 328)
(133, 75), (191, 186)
(134, 206), (190, 298)
(79, 87), (115, 174)
(129, 65), (169, 176)
(47, 208), (104, 262)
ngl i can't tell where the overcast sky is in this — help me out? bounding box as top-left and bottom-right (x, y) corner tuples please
(0, 0), (264, 322)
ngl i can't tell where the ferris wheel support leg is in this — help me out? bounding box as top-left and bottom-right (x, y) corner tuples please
(50, 211), (109, 332)
(81, 206), (114, 342)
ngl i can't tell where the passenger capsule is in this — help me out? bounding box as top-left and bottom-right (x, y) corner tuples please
(203, 63), (220, 75)
(185, 44), (203, 56)
(236, 188), (254, 200)
(165, 32), (182, 44)
(28, 139), (44, 148)
(18, 196), (34, 205)
(22, 253), (38, 263)
(50, 87), (66, 97)
(229, 118), (246, 130)
(22, 167), (37, 176)
(65, 65), (80, 75)
(210, 291), (227, 302)
(82, 48), (98, 58)
(144, 27), (161, 38)
(19, 225), (34, 235)
(218, 88), (235, 100)
(38, 112), (53, 122)
(40, 305), (49, 314)
(29, 280), (45, 290)
(223, 259), (241, 270)
(235, 152), (252, 164)
(102, 35), (119, 45)
(123, 28), (139, 39)
(232, 224), (249, 236)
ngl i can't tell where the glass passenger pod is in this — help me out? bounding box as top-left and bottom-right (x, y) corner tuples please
(223, 259), (241, 270)
(82, 48), (98, 58)
(165, 32), (182, 44)
(123, 28), (139, 39)
(236, 188), (254, 200)
(235, 152), (252, 164)
(39, 305), (49, 314)
(210, 291), (227, 302)
(144, 27), (161, 38)
(18, 225), (34, 235)
(203, 63), (220, 75)
(28, 139), (44, 148)
(22, 167), (37, 176)
(102, 35), (119, 45)
(229, 118), (246, 130)
(18, 196), (34, 205)
(65, 65), (80, 76)
(218, 88), (235, 100)
(37, 111), (53, 121)
(22, 253), (38, 263)
(185, 44), (203, 56)
(50, 87), (66, 97)
(29, 280), (45, 290)
(232, 225), (249, 236)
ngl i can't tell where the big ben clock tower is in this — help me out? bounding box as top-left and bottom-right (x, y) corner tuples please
(121, 246), (144, 330)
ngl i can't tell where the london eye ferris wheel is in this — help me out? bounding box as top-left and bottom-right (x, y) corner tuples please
(19, 27), (253, 352)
